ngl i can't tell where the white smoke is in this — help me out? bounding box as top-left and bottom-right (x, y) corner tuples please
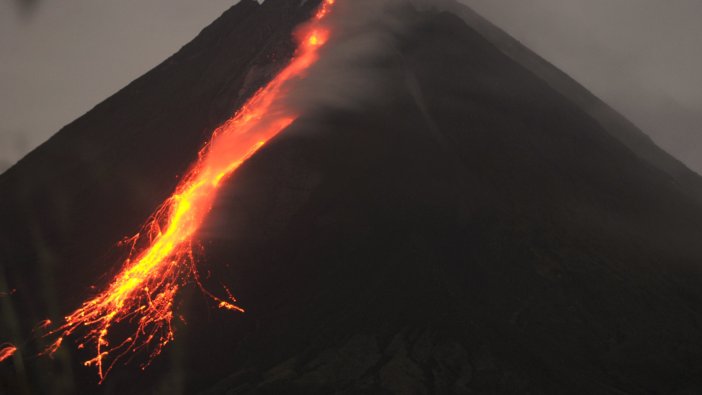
(285, 0), (420, 116)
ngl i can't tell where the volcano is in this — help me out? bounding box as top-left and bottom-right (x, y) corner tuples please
(3, 0), (702, 394)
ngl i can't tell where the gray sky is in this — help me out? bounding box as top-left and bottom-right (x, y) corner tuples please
(0, 0), (237, 170)
(1, 0), (701, 173)
(461, 0), (702, 174)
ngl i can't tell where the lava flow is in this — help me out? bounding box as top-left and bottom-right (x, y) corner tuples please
(0, 343), (16, 363)
(39, 0), (336, 382)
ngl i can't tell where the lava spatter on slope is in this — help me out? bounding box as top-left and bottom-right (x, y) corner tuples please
(0, 344), (16, 363)
(35, 0), (337, 382)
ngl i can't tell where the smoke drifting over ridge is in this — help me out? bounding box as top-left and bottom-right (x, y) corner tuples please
(284, 0), (408, 116)
(284, 0), (461, 118)
(289, 0), (702, 178)
(204, 0), (410, 238)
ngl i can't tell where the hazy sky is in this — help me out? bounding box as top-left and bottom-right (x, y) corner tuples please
(1, 0), (701, 173)
(462, 0), (702, 173)
(0, 0), (237, 170)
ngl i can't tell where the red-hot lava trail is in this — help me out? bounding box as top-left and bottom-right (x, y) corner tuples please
(0, 343), (16, 363)
(1, 0), (337, 382)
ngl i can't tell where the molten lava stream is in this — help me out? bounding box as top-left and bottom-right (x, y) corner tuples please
(40, 0), (337, 382)
(0, 343), (17, 363)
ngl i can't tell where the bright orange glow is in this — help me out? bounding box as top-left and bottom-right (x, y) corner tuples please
(315, 0), (335, 19)
(40, 0), (337, 382)
(0, 343), (16, 363)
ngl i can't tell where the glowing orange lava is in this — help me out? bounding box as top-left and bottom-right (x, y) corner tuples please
(41, 0), (336, 382)
(0, 343), (16, 363)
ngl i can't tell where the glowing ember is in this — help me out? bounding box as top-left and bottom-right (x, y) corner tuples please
(0, 343), (16, 363)
(40, 0), (336, 382)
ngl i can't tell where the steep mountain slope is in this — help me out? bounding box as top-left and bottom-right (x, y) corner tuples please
(3, 1), (702, 394)
(444, 0), (702, 201)
(0, 0), (323, 393)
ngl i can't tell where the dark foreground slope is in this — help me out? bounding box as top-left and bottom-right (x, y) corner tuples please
(4, 1), (702, 394)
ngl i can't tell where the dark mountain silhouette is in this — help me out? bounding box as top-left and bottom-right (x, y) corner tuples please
(446, 0), (702, 202)
(3, 0), (702, 394)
